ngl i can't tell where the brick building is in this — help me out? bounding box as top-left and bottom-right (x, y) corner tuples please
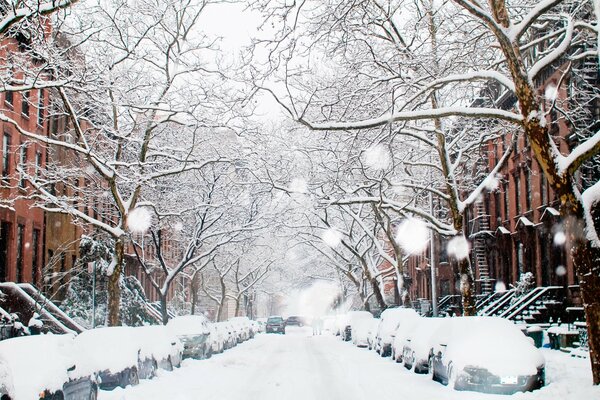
(0, 31), (49, 288)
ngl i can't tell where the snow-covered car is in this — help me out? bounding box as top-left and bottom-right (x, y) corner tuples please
(347, 311), (375, 346)
(229, 317), (252, 342)
(219, 321), (237, 349)
(391, 314), (422, 363)
(265, 316), (285, 334)
(429, 316), (545, 394)
(167, 315), (211, 359)
(401, 317), (445, 373)
(375, 307), (419, 357)
(366, 318), (380, 350)
(134, 325), (183, 370)
(0, 334), (98, 400)
(256, 318), (267, 332)
(339, 311), (373, 341)
(322, 316), (337, 335)
(207, 323), (225, 355)
(73, 326), (157, 390)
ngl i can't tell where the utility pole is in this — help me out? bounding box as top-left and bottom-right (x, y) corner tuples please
(429, 181), (438, 317)
(92, 261), (97, 328)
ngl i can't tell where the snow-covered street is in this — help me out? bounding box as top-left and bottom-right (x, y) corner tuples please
(99, 328), (598, 400)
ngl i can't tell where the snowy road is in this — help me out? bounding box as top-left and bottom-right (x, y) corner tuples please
(100, 327), (598, 400)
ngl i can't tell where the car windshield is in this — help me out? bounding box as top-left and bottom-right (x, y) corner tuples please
(0, 1), (595, 400)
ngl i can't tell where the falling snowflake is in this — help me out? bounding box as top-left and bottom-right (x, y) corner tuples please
(447, 235), (471, 260)
(322, 228), (342, 248)
(363, 145), (391, 170)
(127, 207), (152, 233)
(483, 173), (502, 191)
(495, 281), (507, 292)
(554, 231), (566, 246)
(24, 242), (31, 250)
(556, 265), (567, 277)
(396, 218), (429, 254)
(545, 84), (558, 101)
(289, 178), (308, 194)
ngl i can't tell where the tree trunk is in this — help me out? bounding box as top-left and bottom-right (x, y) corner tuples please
(235, 297), (241, 317)
(160, 293), (169, 325)
(107, 238), (124, 326)
(190, 273), (200, 315)
(457, 256), (476, 316)
(217, 277), (226, 321)
(369, 277), (387, 310)
(562, 193), (600, 384)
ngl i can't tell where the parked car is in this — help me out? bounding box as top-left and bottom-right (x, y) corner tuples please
(366, 318), (380, 350)
(0, 334), (97, 400)
(265, 316), (285, 334)
(73, 326), (155, 390)
(167, 315), (211, 359)
(401, 317), (445, 373)
(229, 317), (253, 342)
(207, 323), (225, 355)
(219, 321), (238, 349)
(344, 311), (374, 344)
(375, 307), (419, 357)
(135, 325), (183, 370)
(391, 314), (422, 363)
(429, 316), (545, 394)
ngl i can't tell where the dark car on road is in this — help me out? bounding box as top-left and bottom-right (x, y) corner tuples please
(285, 316), (305, 327)
(266, 316), (285, 334)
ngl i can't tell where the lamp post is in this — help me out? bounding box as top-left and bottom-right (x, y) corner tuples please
(92, 261), (97, 328)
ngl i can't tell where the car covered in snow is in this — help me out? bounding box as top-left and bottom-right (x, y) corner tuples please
(391, 314), (422, 363)
(73, 326), (160, 390)
(265, 316), (285, 334)
(134, 325), (183, 370)
(207, 323), (226, 356)
(344, 311), (374, 345)
(400, 317), (445, 373)
(375, 307), (419, 357)
(429, 316), (545, 394)
(0, 334), (98, 400)
(167, 315), (211, 359)
(229, 317), (253, 342)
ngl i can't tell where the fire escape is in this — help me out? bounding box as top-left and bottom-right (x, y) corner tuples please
(470, 201), (492, 295)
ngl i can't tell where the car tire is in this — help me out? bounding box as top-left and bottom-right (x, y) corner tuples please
(429, 357), (439, 382)
(123, 367), (139, 387)
(88, 385), (98, 400)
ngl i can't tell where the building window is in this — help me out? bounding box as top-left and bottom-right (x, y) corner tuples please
(525, 166), (531, 211)
(541, 173), (548, 205)
(19, 144), (27, 188)
(2, 134), (10, 179)
(514, 172), (521, 215)
(32, 229), (40, 286)
(35, 151), (42, 177)
(16, 224), (24, 282)
(503, 182), (509, 221)
(21, 91), (30, 118)
(37, 89), (44, 127)
(5, 90), (13, 107)
(0, 221), (10, 282)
